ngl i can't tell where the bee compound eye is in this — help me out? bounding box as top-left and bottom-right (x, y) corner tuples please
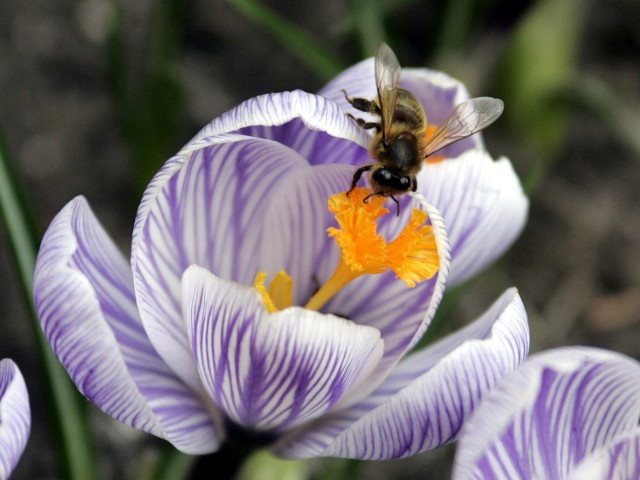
(372, 168), (393, 183)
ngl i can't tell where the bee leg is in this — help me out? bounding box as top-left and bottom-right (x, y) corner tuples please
(362, 190), (379, 203)
(348, 165), (372, 195)
(346, 113), (381, 132)
(341, 89), (381, 115)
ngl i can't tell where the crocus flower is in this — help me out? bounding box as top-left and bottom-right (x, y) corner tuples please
(453, 347), (640, 479)
(33, 55), (528, 459)
(0, 359), (30, 479)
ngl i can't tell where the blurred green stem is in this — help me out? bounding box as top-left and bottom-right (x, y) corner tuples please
(226, 0), (346, 81)
(0, 137), (97, 479)
(347, 0), (387, 56)
(108, 0), (186, 195)
(434, 0), (476, 56)
(135, 444), (195, 480)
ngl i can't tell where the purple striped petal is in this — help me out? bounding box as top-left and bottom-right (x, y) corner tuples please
(275, 288), (528, 459)
(0, 360), (30, 478)
(34, 197), (218, 454)
(318, 57), (482, 158)
(180, 90), (370, 170)
(453, 347), (640, 480)
(418, 150), (527, 286)
(568, 428), (640, 480)
(183, 265), (384, 431)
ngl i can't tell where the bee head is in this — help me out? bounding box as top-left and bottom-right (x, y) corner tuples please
(371, 168), (413, 192)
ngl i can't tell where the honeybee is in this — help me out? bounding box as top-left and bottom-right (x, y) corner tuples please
(344, 43), (504, 214)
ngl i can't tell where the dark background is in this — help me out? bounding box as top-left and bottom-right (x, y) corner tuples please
(1, 0), (639, 478)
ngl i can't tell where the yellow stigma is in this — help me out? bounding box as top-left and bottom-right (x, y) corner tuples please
(255, 188), (440, 313)
(305, 187), (439, 311)
(385, 209), (440, 287)
(327, 187), (389, 275)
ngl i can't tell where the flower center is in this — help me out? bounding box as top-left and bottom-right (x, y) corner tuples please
(254, 187), (440, 313)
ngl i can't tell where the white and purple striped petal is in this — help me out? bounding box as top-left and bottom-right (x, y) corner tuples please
(132, 135), (311, 389)
(418, 150), (528, 286)
(275, 288), (528, 459)
(188, 90), (370, 157)
(317, 58), (377, 107)
(0, 359), (30, 479)
(453, 347), (640, 480)
(183, 266), (384, 431)
(568, 428), (640, 480)
(34, 197), (219, 454)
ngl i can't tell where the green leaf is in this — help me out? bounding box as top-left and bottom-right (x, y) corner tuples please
(346, 0), (387, 56)
(107, 0), (186, 195)
(134, 445), (194, 480)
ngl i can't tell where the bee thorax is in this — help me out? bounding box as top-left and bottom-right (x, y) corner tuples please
(376, 132), (420, 170)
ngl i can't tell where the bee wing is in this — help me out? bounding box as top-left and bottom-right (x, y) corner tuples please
(375, 43), (401, 138)
(423, 97), (504, 157)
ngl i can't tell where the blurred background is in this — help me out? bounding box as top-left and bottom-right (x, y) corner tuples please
(1, 0), (639, 478)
